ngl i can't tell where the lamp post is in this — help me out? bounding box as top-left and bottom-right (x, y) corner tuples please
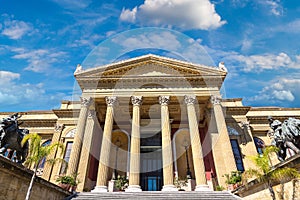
(182, 138), (192, 179)
(113, 137), (122, 180)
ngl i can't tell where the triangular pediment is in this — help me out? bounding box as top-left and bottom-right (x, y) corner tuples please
(74, 54), (227, 78)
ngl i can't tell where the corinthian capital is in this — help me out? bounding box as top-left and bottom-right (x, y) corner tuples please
(184, 95), (196, 105)
(159, 96), (170, 106)
(210, 95), (221, 105)
(80, 97), (93, 107)
(105, 96), (118, 106)
(131, 96), (143, 106)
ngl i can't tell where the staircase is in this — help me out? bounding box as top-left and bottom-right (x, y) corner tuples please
(71, 191), (242, 200)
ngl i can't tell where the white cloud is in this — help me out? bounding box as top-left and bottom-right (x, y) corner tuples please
(259, 0), (283, 16)
(274, 19), (300, 34)
(120, 7), (137, 23)
(11, 48), (67, 73)
(51, 0), (91, 9)
(0, 71), (20, 85)
(249, 78), (300, 105)
(119, 0), (226, 30)
(1, 16), (32, 39)
(112, 31), (182, 51)
(0, 70), (66, 110)
(227, 52), (300, 72)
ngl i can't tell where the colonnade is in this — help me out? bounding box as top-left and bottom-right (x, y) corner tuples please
(67, 95), (236, 192)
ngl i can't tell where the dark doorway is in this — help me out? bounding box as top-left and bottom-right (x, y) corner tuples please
(140, 132), (163, 191)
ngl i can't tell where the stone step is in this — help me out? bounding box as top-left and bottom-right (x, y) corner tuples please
(71, 191), (242, 200)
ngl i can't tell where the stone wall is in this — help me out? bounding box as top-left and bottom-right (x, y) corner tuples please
(234, 154), (300, 200)
(0, 156), (71, 200)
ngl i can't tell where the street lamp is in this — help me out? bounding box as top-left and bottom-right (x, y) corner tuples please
(113, 137), (122, 180)
(182, 138), (192, 179)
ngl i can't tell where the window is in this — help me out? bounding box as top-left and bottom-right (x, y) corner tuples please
(60, 141), (73, 174)
(38, 140), (52, 169)
(230, 139), (244, 172)
(253, 137), (265, 155)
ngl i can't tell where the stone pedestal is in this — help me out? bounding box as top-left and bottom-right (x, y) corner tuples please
(91, 186), (108, 193)
(125, 185), (142, 192)
(162, 185), (178, 191)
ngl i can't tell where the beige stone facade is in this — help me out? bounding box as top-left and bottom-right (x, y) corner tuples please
(1, 55), (300, 193)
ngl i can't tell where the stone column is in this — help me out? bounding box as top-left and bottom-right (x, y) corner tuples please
(159, 96), (177, 191)
(126, 96), (143, 192)
(209, 95), (237, 187)
(92, 96), (117, 192)
(77, 109), (97, 191)
(42, 123), (64, 181)
(67, 97), (92, 176)
(184, 95), (210, 191)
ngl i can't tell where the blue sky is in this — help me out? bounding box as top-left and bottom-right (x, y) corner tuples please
(0, 0), (300, 112)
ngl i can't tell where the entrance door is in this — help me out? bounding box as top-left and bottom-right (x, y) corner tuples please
(140, 147), (163, 191)
(140, 132), (163, 191)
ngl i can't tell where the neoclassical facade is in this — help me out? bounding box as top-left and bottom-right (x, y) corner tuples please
(1, 55), (300, 192)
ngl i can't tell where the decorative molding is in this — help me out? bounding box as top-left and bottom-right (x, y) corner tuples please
(80, 96), (93, 107)
(131, 96), (143, 106)
(210, 95), (221, 105)
(184, 95), (196, 105)
(65, 128), (76, 138)
(105, 96), (118, 106)
(54, 124), (64, 132)
(159, 96), (170, 106)
(241, 121), (250, 129)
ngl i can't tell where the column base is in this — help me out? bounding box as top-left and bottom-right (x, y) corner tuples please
(162, 184), (178, 191)
(195, 185), (212, 191)
(91, 186), (108, 193)
(125, 185), (142, 192)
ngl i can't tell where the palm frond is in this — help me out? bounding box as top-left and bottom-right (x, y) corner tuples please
(269, 167), (300, 182)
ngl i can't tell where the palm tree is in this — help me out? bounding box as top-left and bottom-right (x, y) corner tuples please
(242, 146), (299, 200)
(22, 133), (64, 200)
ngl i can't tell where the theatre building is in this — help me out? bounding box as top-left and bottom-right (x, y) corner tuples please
(1, 55), (300, 193)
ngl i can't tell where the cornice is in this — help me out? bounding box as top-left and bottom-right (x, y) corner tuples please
(75, 54), (225, 77)
(52, 109), (80, 118)
(225, 106), (251, 115)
